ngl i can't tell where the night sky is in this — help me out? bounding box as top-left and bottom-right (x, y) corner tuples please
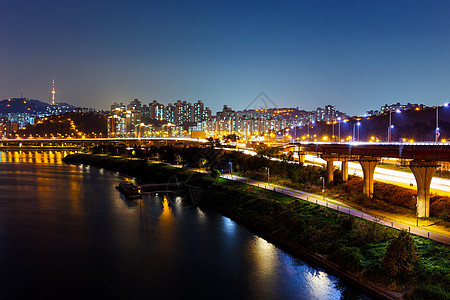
(1, 0), (450, 115)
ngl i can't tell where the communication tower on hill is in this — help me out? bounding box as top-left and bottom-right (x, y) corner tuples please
(49, 79), (56, 105)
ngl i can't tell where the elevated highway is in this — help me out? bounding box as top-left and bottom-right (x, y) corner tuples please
(283, 142), (450, 218)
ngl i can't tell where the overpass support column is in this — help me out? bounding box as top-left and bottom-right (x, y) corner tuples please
(326, 160), (334, 183)
(359, 157), (380, 198)
(321, 154), (357, 183)
(298, 152), (306, 165)
(320, 154), (336, 183)
(409, 160), (439, 218)
(342, 160), (349, 182)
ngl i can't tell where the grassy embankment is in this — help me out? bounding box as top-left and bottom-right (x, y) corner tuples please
(63, 153), (450, 300)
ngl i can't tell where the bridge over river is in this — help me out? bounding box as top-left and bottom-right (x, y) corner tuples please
(2, 137), (449, 218)
(0, 137), (207, 150)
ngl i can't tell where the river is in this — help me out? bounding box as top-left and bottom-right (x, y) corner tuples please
(0, 151), (371, 299)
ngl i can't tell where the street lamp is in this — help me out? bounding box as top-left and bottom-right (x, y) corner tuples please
(266, 167), (269, 184)
(357, 121), (361, 141)
(307, 122), (310, 141)
(320, 176), (325, 201)
(388, 109), (401, 143)
(436, 103), (449, 143)
(337, 117), (341, 142)
(414, 195), (418, 226)
(329, 121), (335, 142)
(352, 121), (361, 142)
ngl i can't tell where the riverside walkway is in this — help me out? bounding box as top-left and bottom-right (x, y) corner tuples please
(220, 173), (450, 245)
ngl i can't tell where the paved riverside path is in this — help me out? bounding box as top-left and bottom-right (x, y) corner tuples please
(220, 174), (450, 245)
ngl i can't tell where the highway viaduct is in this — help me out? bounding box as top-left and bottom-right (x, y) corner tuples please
(283, 142), (450, 218)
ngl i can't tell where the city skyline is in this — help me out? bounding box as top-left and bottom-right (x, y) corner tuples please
(2, 1), (450, 115)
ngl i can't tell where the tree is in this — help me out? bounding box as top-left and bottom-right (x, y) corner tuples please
(382, 231), (419, 278)
(223, 134), (239, 142)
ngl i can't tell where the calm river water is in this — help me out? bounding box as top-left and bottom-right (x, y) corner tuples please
(0, 151), (371, 299)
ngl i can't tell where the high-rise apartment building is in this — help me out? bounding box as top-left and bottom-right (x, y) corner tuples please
(165, 103), (175, 124)
(324, 105), (336, 121)
(153, 101), (165, 120)
(175, 100), (191, 125)
(128, 99), (142, 111)
(193, 100), (204, 122)
(203, 107), (212, 121)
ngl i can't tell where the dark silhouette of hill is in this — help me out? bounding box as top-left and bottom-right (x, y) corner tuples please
(0, 98), (75, 114)
(18, 111), (107, 138)
(292, 107), (450, 142)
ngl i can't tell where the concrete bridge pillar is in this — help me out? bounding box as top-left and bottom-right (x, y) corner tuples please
(326, 159), (334, 183)
(409, 160), (439, 218)
(321, 154), (357, 183)
(342, 160), (349, 182)
(359, 157), (380, 198)
(298, 152), (306, 164)
(320, 155), (336, 183)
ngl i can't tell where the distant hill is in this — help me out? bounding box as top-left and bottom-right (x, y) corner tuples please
(0, 98), (75, 114)
(289, 106), (450, 142)
(18, 111), (107, 138)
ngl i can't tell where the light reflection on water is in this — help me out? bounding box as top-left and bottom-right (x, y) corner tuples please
(0, 151), (371, 299)
(222, 215), (237, 234)
(0, 150), (74, 163)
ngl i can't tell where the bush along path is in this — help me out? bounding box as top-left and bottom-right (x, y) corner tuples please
(63, 153), (450, 300)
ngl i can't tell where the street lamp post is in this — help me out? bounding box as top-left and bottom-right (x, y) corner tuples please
(294, 125), (296, 142)
(352, 123), (356, 142)
(352, 122), (360, 142)
(414, 195), (418, 226)
(337, 117), (341, 142)
(357, 121), (360, 141)
(320, 176), (325, 202)
(436, 103), (449, 143)
(332, 121), (335, 142)
(436, 105), (439, 143)
(388, 111), (392, 143)
(266, 167), (270, 184)
(307, 122), (310, 141)
(388, 109), (401, 143)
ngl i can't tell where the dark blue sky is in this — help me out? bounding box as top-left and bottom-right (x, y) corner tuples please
(1, 0), (450, 115)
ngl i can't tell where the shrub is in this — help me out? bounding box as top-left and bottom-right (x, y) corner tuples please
(430, 195), (450, 221)
(210, 169), (221, 178)
(383, 231), (420, 279)
(406, 284), (450, 300)
(334, 246), (362, 272)
(339, 216), (354, 232)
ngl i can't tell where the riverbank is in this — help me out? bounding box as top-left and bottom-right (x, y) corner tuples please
(63, 153), (450, 300)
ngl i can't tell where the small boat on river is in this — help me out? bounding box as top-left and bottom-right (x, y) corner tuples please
(115, 181), (141, 198)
